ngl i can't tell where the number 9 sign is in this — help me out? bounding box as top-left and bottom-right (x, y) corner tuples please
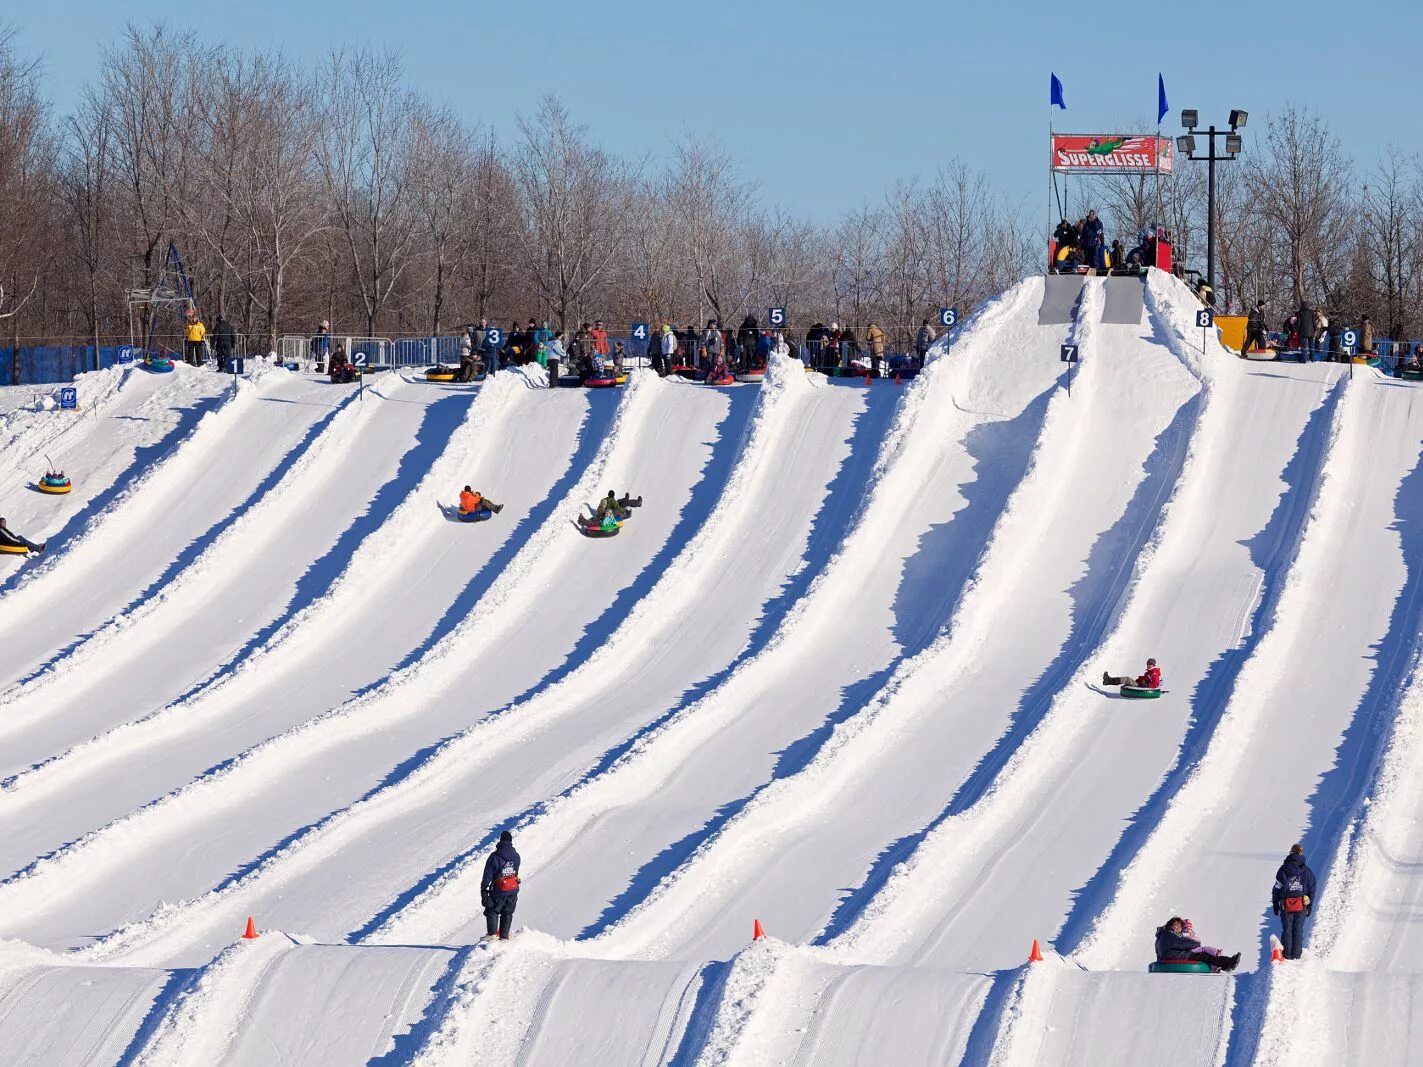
(768, 307), (787, 328)
(939, 307), (959, 329)
(1341, 328), (1358, 352)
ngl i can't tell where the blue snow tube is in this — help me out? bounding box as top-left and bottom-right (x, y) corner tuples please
(459, 508), (494, 523)
(144, 358), (175, 374)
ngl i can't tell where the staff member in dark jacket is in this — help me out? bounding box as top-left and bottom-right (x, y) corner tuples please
(212, 315), (238, 373)
(1272, 843), (1317, 960)
(1298, 303), (1318, 362)
(1079, 209), (1105, 269)
(480, 830), (521, 941)
(1242, 301), (1267, 357)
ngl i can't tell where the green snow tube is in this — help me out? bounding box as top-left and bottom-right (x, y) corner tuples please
(1120, 685), (1162, 699)
(1148, 961), (1211, 974)
(1402, 369), (1423, 382)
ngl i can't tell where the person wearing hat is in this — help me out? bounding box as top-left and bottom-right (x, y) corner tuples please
(480, 830), (522, 941)
(1079, 209), (1105, 271)
(310, 320), (331, 368)
(1272, 843), (1317, 960)
(459, 486), (502, 515)
(1243, 301), (1268, 357)
(1103, 657), (1161, 690)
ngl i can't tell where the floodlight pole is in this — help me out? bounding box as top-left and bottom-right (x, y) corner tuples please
(1185, 124), (1241, 301)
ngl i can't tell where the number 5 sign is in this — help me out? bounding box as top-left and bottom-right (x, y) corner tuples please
(768, 307), (787, 328)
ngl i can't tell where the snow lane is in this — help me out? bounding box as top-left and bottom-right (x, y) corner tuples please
(354, 356), (863, 947)
(0, 371), (555, 869)
(556, 280), (1201, 964)
(0, 368), (341, 690)
(1075, 370), (1423, 972)
(0, 372), (430, 773)
(0, 375), (597, 947)
(815, 273), (1341, 972)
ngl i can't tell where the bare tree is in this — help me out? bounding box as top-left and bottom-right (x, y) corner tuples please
(513, 96), (638, 329)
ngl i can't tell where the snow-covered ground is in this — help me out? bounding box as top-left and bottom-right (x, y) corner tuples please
(2, 276), (1420, 1064)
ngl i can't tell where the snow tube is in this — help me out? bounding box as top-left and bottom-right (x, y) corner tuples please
(1401, 369), (1423, 381)
(734, 369), (766, 383)
(558, 374), (584, 387)
(578, 518), (622, 538)
(37, 473), (72, 494)
(1120, 684), (1162, 699)
(425, 366), (458, 382)
(672, 365), (706, 381)
(1244, 348), (1276, 361)
(1351, 354), (1380, 366)
(0, 543), (30, 555)
(1148, 961), (1211, 974)
(706, 374), (735, 387)
(143, 358), (175, 374)
(585, 376), (619, 388)
(458, 507), (494, 523)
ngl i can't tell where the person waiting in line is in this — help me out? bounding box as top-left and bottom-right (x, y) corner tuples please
(1242, 300), (1268, 356)
(184, 312), (207, 366)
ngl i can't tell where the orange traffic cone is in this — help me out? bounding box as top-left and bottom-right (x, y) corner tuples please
(243, 916), (259, 940)
(753, 919), (766, 941)
(894, 372), (902, 386)
(864, 372), (872, 386)
(1029, 938), (1043, 963)
(1271, 944), (1284, 963)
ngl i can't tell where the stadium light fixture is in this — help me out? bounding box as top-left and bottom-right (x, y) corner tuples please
(1225, 134), (1243, 155)
(1181, 113), (1248, 298)
(1177, 135), (1196, 155)
(1229, 109), (1248, 130)
(1181, 109), (1199, 130)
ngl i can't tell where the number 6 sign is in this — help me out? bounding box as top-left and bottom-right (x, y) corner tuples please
(939, 307), (959, 329)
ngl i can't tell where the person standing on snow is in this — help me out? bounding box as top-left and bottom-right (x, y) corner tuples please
(1243, 300), (1268, 357)
(212, 314), (237, 373)
(1103, 657), (1161, 689)
(1272, 843), (1316, 960)
(480, 830), (521, 941)
(1298, 302), (1317, 362)
(1079, 209), (1105, 270)
(916, 320), (935, 361)
(866, 322), (887, 378)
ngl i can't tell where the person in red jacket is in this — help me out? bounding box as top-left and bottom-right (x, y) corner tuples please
(1103, 657), (1161, 689)
(458, 486), (503, 515)
(590, 320), (610, 357)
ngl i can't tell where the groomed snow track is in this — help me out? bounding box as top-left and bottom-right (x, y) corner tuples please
(3, 276), (1421, 1064)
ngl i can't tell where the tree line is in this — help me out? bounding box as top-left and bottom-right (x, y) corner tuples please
(1, 23), (1420, 356)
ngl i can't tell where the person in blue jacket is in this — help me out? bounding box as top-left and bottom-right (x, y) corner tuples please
(1272, 843), (1317, 960)
(480, 830), (521, 941)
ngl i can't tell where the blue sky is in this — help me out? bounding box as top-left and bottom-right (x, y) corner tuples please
(11, 0), (1420, 222)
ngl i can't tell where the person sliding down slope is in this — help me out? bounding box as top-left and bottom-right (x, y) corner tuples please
(459, 486), (503, 515)
(1155, 916), (1240, 972)
(0, 517), (44, 555)
(480, 830), (521, 941)
(1104, 657), (1161, 689)
(592, 490), (641, 525)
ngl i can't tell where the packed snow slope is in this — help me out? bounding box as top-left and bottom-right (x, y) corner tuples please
(2, 274), (1421, 1065)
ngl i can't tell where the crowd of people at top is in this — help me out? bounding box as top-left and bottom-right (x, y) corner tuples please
(1052, 209), (1170, 273)
(1244, 301), (1423, 371)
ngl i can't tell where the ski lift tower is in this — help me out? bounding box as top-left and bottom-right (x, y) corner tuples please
(127, 241), (197, 358)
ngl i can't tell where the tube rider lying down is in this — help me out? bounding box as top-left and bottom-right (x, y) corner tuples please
(0, 517), (44, 555)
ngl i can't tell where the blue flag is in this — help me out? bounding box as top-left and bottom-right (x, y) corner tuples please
(1050, 73), (1066, 110)
(1157, 74), (1169, 125)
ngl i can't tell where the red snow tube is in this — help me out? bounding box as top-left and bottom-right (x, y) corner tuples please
(706, 374), (735, 386)
(585, 376), (619, 388)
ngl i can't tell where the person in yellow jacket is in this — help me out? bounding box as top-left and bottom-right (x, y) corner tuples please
(184, 314), (207, 366)
(865, 323), (887, 378)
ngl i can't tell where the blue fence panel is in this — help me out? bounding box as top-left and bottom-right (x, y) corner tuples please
(0, 345), (133, 387)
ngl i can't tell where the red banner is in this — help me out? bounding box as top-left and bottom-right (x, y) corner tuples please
(1051, 134), (1174, 174)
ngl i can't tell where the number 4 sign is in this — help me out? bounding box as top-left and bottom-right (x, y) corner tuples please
(631, 322), (648, 341)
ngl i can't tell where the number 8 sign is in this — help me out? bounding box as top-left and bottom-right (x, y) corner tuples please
(768, 307), (786, 328)
(1195, 309), (1214, 329)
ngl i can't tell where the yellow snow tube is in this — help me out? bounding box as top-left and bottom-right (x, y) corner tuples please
(0, 542), (29, 555)
(37, 477), (72, 494)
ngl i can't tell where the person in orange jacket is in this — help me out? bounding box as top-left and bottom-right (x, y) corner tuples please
(459, 486), (503, 515)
